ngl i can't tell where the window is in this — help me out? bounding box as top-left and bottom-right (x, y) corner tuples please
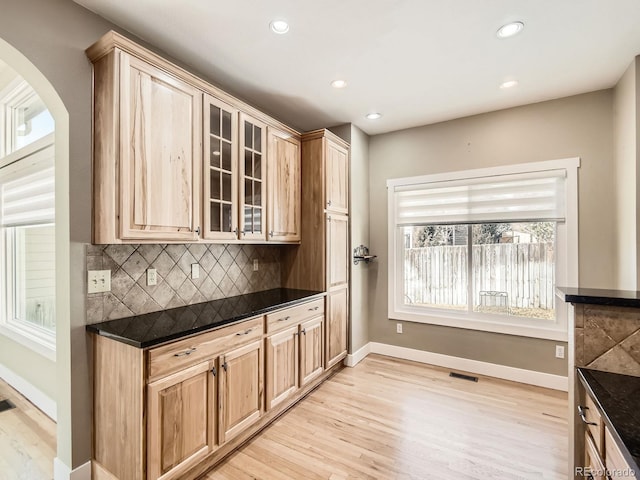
(0, 75), (55, 357)
(388, 159), (579, 340)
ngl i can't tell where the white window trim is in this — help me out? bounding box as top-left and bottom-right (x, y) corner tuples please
(387, 157), (580, 341)
(0, 133), (55, 361)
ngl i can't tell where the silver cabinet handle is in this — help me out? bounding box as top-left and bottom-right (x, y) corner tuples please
(269, 230), (274, 237)
(308, 306), (319, 311)
(327, 200), (332, 206)
(277, 316), (291, 322)
(577, 405), (597, 426)
(174, 347), (197, 357)
(235, 328), (253, 336)
(301, 328), (306, 335)
(194, 226), (201, 235)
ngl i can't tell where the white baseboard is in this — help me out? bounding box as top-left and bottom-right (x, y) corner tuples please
(368, 342), (568, 391)
(344, 343), (371, 367)
(54, 458), (91, 480)
(0, 363), (56, 420)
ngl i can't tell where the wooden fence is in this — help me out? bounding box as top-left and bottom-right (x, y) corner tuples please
(404, 243), (555, 310)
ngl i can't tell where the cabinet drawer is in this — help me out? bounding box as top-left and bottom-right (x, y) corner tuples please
(266, 299), (324, 333)
(579, 394), (603, 454)
(148, 317), (263, 382)
(605, 426), (636, 478)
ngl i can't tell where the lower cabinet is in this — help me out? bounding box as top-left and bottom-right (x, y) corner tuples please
(326, 288), (348, 368)
(218, 340), (264, 443)
(147, 361), (216, 480)
(265, 313), (325, 411)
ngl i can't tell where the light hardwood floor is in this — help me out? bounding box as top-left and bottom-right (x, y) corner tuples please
(0, 379), (56, 480)
(207, 355), (568, 480)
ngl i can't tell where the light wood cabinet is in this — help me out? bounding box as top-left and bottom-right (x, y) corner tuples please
(218, 339), (264, 443)
(147, 361), (216, 480)
(91, 296), (338, 480)
(326, 288), (348, 368)
(265, 301), (325, 410)
(267, 128), (301, 242)
(327, 214), (349, 291)
(282, 129), (350, 372)
(203, 94), (238, 240)
(325, 139), (349, 214)
(265, 325), (299, 410)
(92, 50), (202, 243)
(88, 31), (302, 244)
(300, 316), (324, 387)
(239, 113), (267, 241)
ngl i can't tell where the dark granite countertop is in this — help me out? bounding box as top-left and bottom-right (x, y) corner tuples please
(86, 288), (324, 348)
(556, 287), (640, 308)
(578, 368), (640, 472)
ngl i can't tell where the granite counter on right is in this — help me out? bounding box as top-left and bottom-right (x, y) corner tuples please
(557, 287), (640, 478)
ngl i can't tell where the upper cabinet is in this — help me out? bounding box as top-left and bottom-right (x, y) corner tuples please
(325, 140), (349, 214)
(267, 128), (301, 242)
(93, 50), (202, 243)
(203, 95), (238, 241)
(87, 31), (301, 244)
(239, 113), (267, 242)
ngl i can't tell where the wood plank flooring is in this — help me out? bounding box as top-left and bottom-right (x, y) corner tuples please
(206, 355), (568, 480)
(0, 379), (56, 480)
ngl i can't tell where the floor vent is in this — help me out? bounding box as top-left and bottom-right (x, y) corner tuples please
(449, 372), (478, 382)
(0, 399), (16, 413)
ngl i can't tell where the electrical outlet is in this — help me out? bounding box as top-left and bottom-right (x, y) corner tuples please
(555, 345), (565, 359)
(396, 323), (403, 334)
(253, 259), (259, 271)
(147, 269), (157, 286)
(88, 270), (111, 294)
(191, 263), (200, 279)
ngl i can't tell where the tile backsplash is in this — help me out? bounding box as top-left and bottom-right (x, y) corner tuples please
(575, 304), (640, 376)
(86, 244), (282, 324)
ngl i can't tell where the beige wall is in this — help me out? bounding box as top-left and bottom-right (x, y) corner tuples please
(0, 338), (56, 400)
(0, 0), (116, 469)
(368, 90), (615, 376)
(613, 58), (639, 289)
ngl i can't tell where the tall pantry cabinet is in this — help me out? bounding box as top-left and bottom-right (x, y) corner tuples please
(282, 129), (350, 368)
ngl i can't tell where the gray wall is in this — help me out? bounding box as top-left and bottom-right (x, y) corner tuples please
(613, 57), (640, 289)
(368, 90), (615, 376)
(0, 0), (116, 469)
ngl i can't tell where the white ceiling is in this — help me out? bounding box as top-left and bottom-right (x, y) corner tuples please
(74, 0), (640, 135)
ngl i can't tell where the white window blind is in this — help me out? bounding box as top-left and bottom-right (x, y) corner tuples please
(393, 169), (566, 226)
(0, 143), (54, 227)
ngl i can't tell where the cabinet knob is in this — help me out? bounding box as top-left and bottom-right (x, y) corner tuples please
(233, 228), (238, 235)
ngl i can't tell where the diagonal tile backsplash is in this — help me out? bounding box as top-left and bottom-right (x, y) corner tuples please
(86, 243), (282, 324)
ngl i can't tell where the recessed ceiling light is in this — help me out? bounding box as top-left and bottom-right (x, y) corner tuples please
(331, 79), (347, 89)
(496, 21), (524, 39)
(366, 112), (382, 120)
(500, 80), (519, 89)
(270, 20), (290, 34)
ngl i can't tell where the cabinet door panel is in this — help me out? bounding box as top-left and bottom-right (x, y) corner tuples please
(203, 94), (238, 240)
(327, 214), (349, 290)
(265, 325), (299, 410)
(267, 128), (301, 242)
(147, 361), (213, 480)
(300, 315), (324, 386)
(219, 340), (264, 443)
(326, 289), (348, 368)
(239, 113), (267, 241)
(325, 139), (349, 214)
(120, 53), (201, 241)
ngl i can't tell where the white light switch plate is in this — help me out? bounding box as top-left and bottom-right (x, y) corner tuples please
(88, 270), (111, 294)
(191, 263), (200, 279)
(147, 268), (157, 286)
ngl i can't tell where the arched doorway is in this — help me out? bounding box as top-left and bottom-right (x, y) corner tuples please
(0, 36), (70, 479)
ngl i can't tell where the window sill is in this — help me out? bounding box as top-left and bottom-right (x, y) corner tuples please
(0, 323), (55, 362)
(390, 307), (568, 342)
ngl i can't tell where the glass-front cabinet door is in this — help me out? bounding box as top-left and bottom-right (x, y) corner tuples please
(203, 94), (238, 240)
(239, 112), (267, 241)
